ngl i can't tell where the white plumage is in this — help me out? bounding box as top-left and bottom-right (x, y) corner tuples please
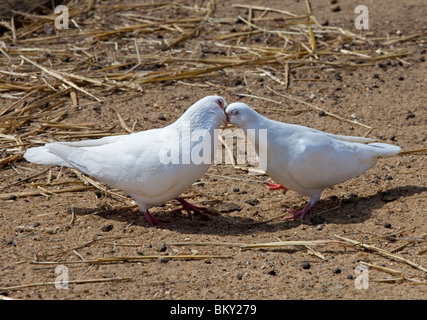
(24, 95), (227, 227)
(225, 102), (401, 220)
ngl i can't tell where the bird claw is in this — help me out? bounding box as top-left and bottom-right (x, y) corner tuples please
(175, 197), (212, 220)
(283, 202), (314, 221)
(283, 208), (307, 220)
(144, 210), (175, 228)
(267, 183), (287, 193)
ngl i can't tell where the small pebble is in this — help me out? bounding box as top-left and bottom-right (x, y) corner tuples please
(388, 235), (397, 242)
(268, 269), (277, 276)
(318, 110), (326, 117)
(7, 195), (17, 201)
(245, 199), (259, 206)
(302, 261), (311, 270)
(158, 114), (167, 121)
(94, 190), (102, 199)
(406, 112), (415, 120)
(385, 175), (393, 181)
(158, 256), (169, 264)
(331, 5), (341, 12)
(398, 76), (404, 81)
(101, 224), (114, 232)
(233, 187), (240, 193)
(384, 222), (392, 229)
(157, 242), (167, 252)
(333, 268), (341, 274)
(346, 274), (354, 280)
(237, 273), (243, 280)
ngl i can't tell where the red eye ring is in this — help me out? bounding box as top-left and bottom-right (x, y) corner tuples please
(217, 98), (224, 109)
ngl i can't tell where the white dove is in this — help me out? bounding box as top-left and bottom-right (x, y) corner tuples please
(225, 102), (401, 220)
(24, 95), (228, 227)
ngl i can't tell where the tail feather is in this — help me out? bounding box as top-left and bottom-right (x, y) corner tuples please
(366, 142), (401, 158)
(324, 132), (377, 144)
(24, 145), (69, 167)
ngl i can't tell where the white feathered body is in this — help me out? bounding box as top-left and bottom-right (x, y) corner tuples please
(244, 113), (401, 202)
(24, 96), (226, 211)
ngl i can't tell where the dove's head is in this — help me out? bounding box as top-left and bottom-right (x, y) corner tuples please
(225, 103), (259, 129)
(206, 95), (228, 128)
(184, 95), (228, 128)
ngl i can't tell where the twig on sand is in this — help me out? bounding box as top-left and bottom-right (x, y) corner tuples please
(30, 255), (232, 265)
(0, 277), (132, 291)
(334, 234), (427, 273)
(267, 86), (372, 131)
(19, 55), (101, 102)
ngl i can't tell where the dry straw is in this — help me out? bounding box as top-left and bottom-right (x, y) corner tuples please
(1, 1), (417, 175)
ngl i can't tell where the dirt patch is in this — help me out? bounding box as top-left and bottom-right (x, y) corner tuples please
(0, 0), (426, 300)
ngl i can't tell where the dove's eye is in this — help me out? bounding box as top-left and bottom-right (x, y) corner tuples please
(231, 109), (239, 115)
(217, 99), (225, 109)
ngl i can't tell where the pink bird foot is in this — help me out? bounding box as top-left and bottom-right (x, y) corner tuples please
(175, 197), (212, 221)
(284, 201), (315, 220)
(144, 209), (173, 228)
(267, 183), (288, 193)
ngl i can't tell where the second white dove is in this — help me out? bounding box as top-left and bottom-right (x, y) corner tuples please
(225, 102), (401, 220)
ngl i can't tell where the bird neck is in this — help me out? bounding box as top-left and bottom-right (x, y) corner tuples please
(238, 116), (268, 154)
(172, 108), (218, 135)
(242, 113), (269, 132)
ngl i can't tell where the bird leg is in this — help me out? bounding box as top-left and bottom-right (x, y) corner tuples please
(143, 209), (172, 228)
(284, 201), (316, 220)
(175, 197), (212, 220)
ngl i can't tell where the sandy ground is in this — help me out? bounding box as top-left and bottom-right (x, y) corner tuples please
(0, 0), (426, 300)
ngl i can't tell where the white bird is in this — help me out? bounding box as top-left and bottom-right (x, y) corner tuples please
(225, 102), (401, 220)
(24, 95), (228, 227)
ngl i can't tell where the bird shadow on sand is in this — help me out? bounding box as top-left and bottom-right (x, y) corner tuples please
(293, 184), (426, 226)
(69, 185), (426, 236)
